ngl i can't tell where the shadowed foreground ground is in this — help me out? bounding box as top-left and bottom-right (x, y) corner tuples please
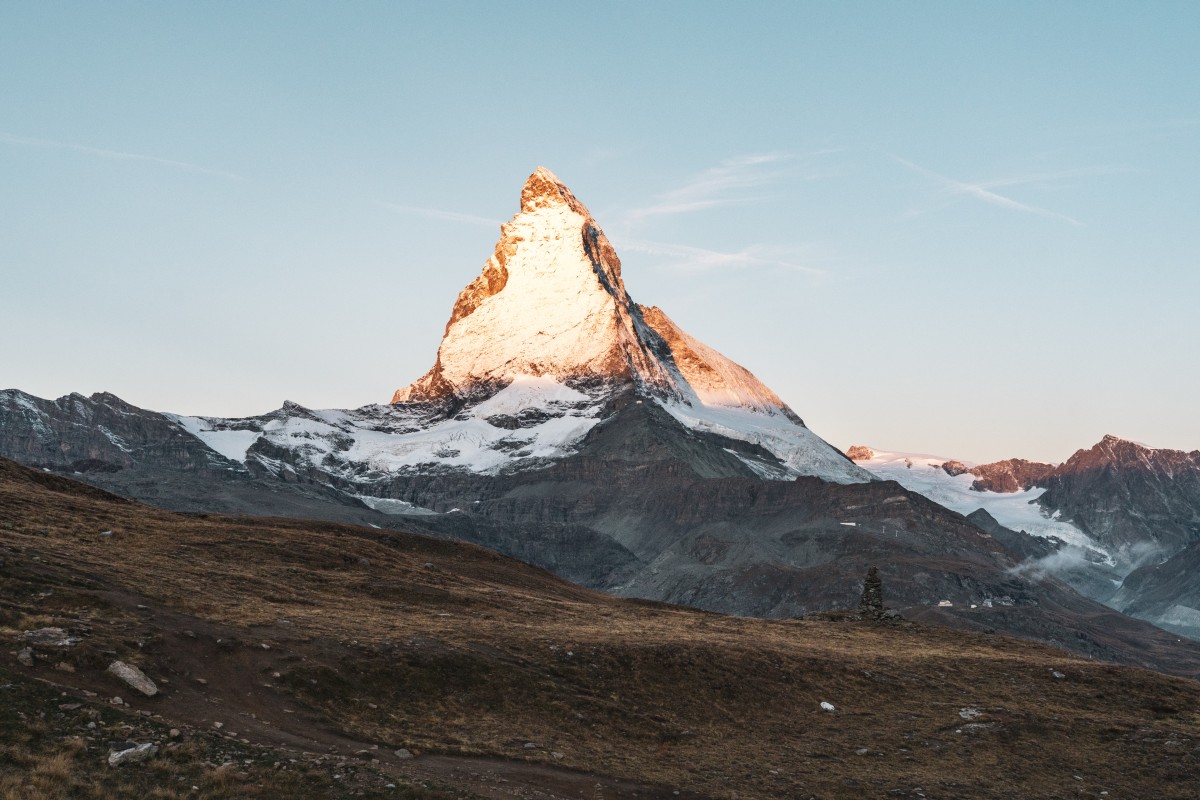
(2, 458), (1199, 799)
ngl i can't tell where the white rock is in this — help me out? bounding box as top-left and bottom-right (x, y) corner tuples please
(108, 742), (157, 766)
(23, 627), (77, 646)
(107, 661), (158, 696)
(820, 701), (836, 712)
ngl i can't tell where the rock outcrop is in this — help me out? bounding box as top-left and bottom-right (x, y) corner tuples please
(968, 458), (1056, 493)
(846, 445), (874, 461)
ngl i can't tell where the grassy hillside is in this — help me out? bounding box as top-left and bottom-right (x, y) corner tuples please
(2, 458), (1199, 799)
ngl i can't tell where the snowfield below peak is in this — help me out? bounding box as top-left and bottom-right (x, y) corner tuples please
(856, 449), (1109, 559)
(183, 377), (606, 479)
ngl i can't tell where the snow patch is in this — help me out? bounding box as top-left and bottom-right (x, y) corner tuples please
(247, 377), (602, 478)
(660, 399), (871, 484)
(168, 415), (262, 463)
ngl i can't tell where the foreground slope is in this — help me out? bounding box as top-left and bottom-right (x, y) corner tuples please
(4, 458), (1200, 800)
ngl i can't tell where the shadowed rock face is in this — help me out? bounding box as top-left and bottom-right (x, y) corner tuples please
(1037, 435), (1200, 554)
(0, 390), (232, 476)
(1114, 540), (1200, 640)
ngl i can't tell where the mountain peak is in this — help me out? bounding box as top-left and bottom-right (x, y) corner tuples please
(520, 166), (588, 215)
(392, 166), (651, 405)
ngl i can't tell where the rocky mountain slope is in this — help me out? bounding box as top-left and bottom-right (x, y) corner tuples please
(5, 458), (1200, 799)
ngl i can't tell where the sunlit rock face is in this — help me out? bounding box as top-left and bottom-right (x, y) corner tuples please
(391, 167), (867, 483)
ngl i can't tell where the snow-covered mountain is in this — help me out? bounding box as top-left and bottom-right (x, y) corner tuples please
(384, 167), (866, 484)
(7, 168), (1200, 667)
(145, 167), (864, 487)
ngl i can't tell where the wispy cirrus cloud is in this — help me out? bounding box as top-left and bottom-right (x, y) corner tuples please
(893, 156), (1124, 227)
(0, 132), (243, 180)
(615, 236), (826, 278)
(381, 202), (498, 229)
(623, 150), (840, 222)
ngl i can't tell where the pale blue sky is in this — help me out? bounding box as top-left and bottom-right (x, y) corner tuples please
(2, 2), (1197, 463)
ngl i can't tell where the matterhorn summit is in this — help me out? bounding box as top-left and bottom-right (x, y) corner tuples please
(389, 167), (868, 483)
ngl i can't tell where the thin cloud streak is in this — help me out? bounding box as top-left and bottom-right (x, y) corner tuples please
(895, 156), (1086, 226)
(381, 203), (499, 229)
(625, 149), (841, 222)
(0, 132), (243, 180)
(616, 236), (827, 277)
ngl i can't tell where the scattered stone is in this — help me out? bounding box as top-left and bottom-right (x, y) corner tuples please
(108, 742), (157, 766)
(212, 721), (224, 729)
(107, 661), (158, 696)
(110, 696), (124, 706)
(1052, 670), (1066, 679)
(23, 627), (77, 646)
(523, 742), (540, 749)
(58, 703), (81, 711)
(820, 701), (836, 712)
(169, 729), (180, 738)
(16, 647), (33, 667)
(856, 747), (870, 756)
(55, 661), (75, 673)
(551, 751), (564, 760)
(195, 678), (208, 685)
(959, 707), (982, 720)
(394, 748), (413, 759)
(99, 531), (113, 538)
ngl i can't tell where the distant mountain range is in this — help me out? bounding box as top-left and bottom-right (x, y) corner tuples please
(850, 438), (1200, 638)
(3, 167), (1199, 674)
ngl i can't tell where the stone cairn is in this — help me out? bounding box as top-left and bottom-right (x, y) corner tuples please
(859, 565), (885, 619)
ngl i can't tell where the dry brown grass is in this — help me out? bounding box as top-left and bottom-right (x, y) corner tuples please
(2, 459), (1200, 798)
